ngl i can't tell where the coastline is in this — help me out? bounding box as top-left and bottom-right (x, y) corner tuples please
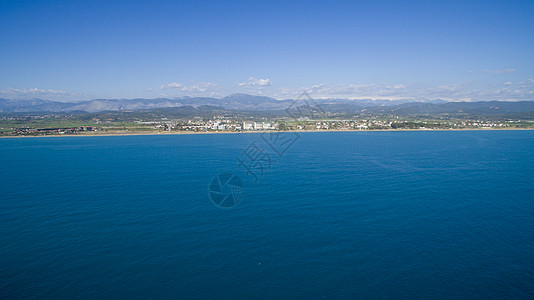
(1, 127), (533, 138)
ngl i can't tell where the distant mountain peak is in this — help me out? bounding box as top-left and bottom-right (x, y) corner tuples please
(1, 95), (533, 114)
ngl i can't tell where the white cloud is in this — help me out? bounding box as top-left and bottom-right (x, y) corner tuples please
(159, 82), (183, 90)
(296, 83), (414, 100)
(157, 82), (220, 97)
(0, 88), (87, 101)
(483, 68), (515, 74)
(501, 78), (534, 87)
(6, 79), (531, 103)
(270, 80), (534, 102)
(159, 82), (218, 92)
(182, 82), (218, 93)
(237, 77), (272, 87)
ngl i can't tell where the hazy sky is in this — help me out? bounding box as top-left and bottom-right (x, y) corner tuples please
(1, 0), (533, 101)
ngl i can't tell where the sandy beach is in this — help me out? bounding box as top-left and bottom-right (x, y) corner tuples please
(2, 127), (533, 138)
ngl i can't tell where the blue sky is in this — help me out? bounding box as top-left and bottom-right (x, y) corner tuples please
(1, 0), (533, 101)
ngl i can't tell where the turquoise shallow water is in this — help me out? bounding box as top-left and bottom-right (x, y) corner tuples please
(1, 131), (534, 299)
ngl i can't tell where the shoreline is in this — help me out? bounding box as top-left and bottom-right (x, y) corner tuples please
(1, 127), (533, 138)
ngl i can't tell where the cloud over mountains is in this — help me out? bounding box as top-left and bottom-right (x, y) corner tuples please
(2, 78), (534, 103)
(237, 77), (272, 87)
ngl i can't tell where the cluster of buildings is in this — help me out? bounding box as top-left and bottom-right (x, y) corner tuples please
(176, 120), (277, 131)
(242, 122), (277, 130)
(167, 118), (517, 132)
(305, 119), (516, 130)
(313, 121), (370, 130)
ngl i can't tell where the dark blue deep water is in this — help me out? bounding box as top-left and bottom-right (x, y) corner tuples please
(1, 131), (534, 299)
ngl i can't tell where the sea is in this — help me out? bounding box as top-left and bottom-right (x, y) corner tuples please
(1, 130), (533, 299)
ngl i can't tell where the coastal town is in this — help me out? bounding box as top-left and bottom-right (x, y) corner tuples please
(1, 114), (532, 136)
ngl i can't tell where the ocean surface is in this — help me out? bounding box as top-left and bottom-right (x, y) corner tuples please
(1, 131), (533, 299)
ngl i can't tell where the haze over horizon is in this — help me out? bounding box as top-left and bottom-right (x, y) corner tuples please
(1, 0), (533, 102)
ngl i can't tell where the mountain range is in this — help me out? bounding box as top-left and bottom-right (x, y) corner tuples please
(0, 94), (445, 113)
(1, 94), (534, 118)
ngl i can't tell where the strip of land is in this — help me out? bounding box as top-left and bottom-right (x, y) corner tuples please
(2, 127), (533, 138)
(2, 98), (533, 137)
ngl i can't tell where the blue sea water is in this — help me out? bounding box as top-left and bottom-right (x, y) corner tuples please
(1, 131), (533, 299)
